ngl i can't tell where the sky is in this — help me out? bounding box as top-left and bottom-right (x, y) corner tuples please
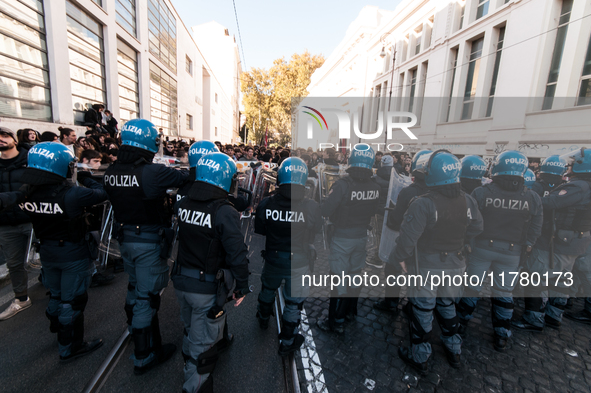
(171, 0), (403, 72)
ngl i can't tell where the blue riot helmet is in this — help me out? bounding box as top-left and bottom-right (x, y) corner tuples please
(188, 140), (219, 168)
(559, 148), (591, 174)
(539, 155), (567, 176)
(278, 157), (308, 186)
(196, 152), (237, 192)
(348, 146), (375, 170)
(120, 118), (161, 153)
(27, 142), (76, 178)
(411, 149), (432, 173)
(422, 150), (462, 187)
(524, 169), (536, 188)
(460, 155), (487, 180)
(490, 151), (528, 177)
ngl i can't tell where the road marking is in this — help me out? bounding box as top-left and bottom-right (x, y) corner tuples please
(299, 308), (328, 393)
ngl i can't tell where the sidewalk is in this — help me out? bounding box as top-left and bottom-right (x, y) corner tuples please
(297, 242), (591, 393)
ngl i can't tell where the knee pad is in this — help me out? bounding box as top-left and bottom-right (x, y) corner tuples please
(434, 308), (459, 337)
(456, 299), (476, 319)
(278, 319), (299, 341)
(149, 293), (161, 311)
(409, 309), (433, 344)
(257, 298), (274, 319)
(70, 292), (88, 312)
(193, 345), (219, 375)
(124, 303), (134, 326)
(491, 298), (514, 310)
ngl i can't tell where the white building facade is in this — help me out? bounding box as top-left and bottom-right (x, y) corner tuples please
(0, 0), (241, 143)
(308, 0), (591, 159)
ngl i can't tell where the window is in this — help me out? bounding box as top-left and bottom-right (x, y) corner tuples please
(148, 0), (177, 73)
(92, 0), (102, 6)
(462, 37), (484, 120)
(414, 27), (422, 56)
(116, 0), (136, 37)
(186, 55), (192, 75)
(66, 0), (106, 124)
(149, 61), (178, 136)
(446, 49), (459, 122)
(458, 3), (465, 30)
(476, 0), (490, 20)
(408, 69), (418, 113)
(0, 0), (52, 121)
(577, 34), (591, 106)
(486, 27), (505, 117)
(215, 92), (218, 103)
(186, 114), (192, 130)
(215, 126), (218, 136)
(543, 0), (573, 110)
(117, 39), (139, 125)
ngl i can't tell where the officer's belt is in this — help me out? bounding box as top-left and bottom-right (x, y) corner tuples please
(419, 248), (463, 258)
(39, 239), (85, 247)
(177, 266), (217, 282)
(265, 250), (293, 259)
(122, 230), (161, 243)
(476, 239), (522, 251)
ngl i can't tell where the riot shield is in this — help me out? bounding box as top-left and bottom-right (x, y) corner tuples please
(24, 226), (41, 270)
(304, 177), (318, 201)
(252, 167), (278, 211)
(97, 201), (121, 270)
(316, 164), (347, 249)
(378, 169), (412, 262)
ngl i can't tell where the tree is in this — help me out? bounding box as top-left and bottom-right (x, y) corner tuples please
(241, 51), (324, 145)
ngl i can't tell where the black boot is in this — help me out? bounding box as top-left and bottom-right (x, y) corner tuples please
(317, 298), (344, 334)
(511, 317), (543, 332)
(565, 309), (591, 324)
(493, 334), (507, 352)
(133, 316), (176, 375)
(398, 346), (428, 375)
(278, 334), (305, 356)
(444, 348), (461, 369)
(256, 299), (273, 330)
(345, 287), (362, 322)
(544, 314), (561, 329)
(59, 315), (103, 363)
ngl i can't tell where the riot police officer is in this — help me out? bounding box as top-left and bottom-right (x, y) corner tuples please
(513, 148), (591, 331)
(172, 152), (250, 393)
(18, 142), (108, 362)
(456, 151), (543, 352)
(103, 119), (189, 374)
(374, 149), (431, 313)
(531, 155), (567, 198)
(459, 155), (487, 194)
(178, 140), (249, 211)
(255, 157), (321, 355)
(393, 150), (483, 373)
(176, 140), (219, 202)
(317, 147), (381, 334)
(524, 168), (536, 189)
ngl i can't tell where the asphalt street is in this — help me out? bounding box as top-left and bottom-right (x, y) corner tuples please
(0, 217), (287, 393)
